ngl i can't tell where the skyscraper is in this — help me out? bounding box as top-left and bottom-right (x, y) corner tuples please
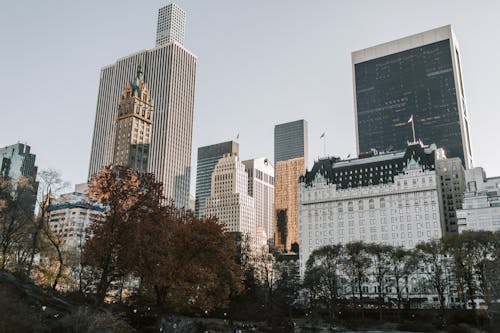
(0, 143), (38, 211)
(273, 120), (308, 252)
(1, 143), (38, 182)
(352, 25), (473, 169)
(195, 141), (239, 217)
(205, 154), (263, 250)
(242, 158), (274, 247)
(112, 65), (154, 173)
(274, 119), (308, 164)
(88, 3), (196, 208)
(156, 3), (186, 46)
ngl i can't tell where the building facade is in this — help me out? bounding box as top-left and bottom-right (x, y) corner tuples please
(298, 143), (445, 275)
(352, 25), (473, 169)
(205, 154), (264, 250)
(195, 141), (239, 217)
(457, 167), (500, 232)
(112, 65), (154, 173)
(88, 3), (196, 208)
(0, 143), (39, 211)
(47, 184), (105, 251)
(1, 143), (38, 182)
(274, 157), (306, 252)
(436, 158), (466, 233)
(274, 119), (308, 164)
(274, 120), (308, 252)
(156, 3), (185, 46)
(242, 158), (274, 247)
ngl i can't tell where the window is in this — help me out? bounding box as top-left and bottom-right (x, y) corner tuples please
(369, 199), (375, 209)
(348, 201), (353, 212)
(380, 198), (385, 208)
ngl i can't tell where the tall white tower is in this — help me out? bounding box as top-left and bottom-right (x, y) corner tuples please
(88, 4), (196, 208)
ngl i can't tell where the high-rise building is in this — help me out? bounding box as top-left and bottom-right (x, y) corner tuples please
(112, 65), (154, 173)
(298, 142), (445, 276)
(0, 143), (39, 211)
(274, 158), (306, 252)
(1, 143), (38, 182)
(352, 25), (473, 169)
(436, 158), (466, 233)
(274, 120), (308, 164)
(242, 158), (274, 247)
(88, 3), (196, 208)
(457, 167), (500, 233)
(205, 154), (264, 250)
(156, 3), (186, 46)
(273, 120), (308, 252)
(195, 141), (239, 217)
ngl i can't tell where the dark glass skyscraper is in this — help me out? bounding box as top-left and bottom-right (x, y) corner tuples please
(0, 143), (39, 212)
(274, 119), (308, 164)
(195, 141), (239, 217)
(353, 25), (472, 169)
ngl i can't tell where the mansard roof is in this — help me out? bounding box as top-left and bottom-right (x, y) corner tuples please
(300, 143), (438, 189)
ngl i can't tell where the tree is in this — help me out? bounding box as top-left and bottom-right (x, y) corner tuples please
(274, 257), (300, 321)
(443, 233), (476, 309)
(366, 243), (392, 320)
(416, 240), (450, 323)
(26, 169), (69, 276)
(253, 247), (279, 318)
(485, 231), (500, 305)
(0, 176), (35, 270)
(83, 166), (160, 303)
(304, 244), (343, 327)
(41, 216), (67, 290)
(388, 246), (418, 310)
(136, 210), (243, 313)
(444, 231), (500, 309)
(344, 241), (372, 302)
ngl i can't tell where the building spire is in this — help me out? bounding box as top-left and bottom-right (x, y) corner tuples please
(131, 64), (144, 97)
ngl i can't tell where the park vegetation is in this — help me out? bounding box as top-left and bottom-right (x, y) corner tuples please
(1, 166), (499, 332)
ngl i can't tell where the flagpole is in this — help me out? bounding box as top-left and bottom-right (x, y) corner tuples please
(323, 136), (326, 157)
(411, 116), (416, 143)
(320, 132), (326, 157)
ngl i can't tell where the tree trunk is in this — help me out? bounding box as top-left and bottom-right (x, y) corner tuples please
(52, 246), (64, 291)
(26, 218), (44, 276)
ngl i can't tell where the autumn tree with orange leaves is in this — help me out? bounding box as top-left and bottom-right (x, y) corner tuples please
(83, 165), (242, 311)
(83, 166), (163, 303)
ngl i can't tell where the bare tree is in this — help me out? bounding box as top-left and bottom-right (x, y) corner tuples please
(366, 243), (392, 320)
(344, 241), (372, 301)
(26, 169), (69, 276)
(304, 244), (344, 327)
(0, 176), (35, 270)
(416, 240), (450, 324)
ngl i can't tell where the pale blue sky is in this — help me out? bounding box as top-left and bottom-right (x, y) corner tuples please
(1, 1), (499, 193)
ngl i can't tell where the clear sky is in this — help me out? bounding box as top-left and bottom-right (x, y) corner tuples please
(1, 0), (499, 194)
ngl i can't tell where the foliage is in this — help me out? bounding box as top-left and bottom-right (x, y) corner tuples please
(83, 166), (160, 303)
(304, 244), (343, 326)
(344, 241), (372, 300)
(83, 165), (243, 312)
(0, 176), (35, 270)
